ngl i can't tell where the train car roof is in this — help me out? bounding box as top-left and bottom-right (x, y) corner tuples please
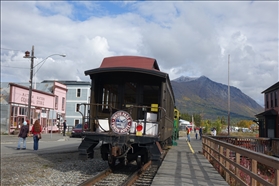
(85, 56), (166, 78)
(100, 56), (160, 71)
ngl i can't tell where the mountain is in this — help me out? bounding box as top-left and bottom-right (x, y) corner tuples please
(171, 76), (264, 121)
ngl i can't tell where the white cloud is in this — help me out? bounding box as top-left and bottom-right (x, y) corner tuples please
(1, 1), (278, 107)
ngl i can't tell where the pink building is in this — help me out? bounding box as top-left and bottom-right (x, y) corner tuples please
(8, 82), (67, 134)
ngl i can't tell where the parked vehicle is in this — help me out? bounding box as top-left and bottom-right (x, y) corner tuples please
(71, 124), (88, 137)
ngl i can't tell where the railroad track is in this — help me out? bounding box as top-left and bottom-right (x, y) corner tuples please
(79, 147), (169, 186)
(78, 162), (139, 186)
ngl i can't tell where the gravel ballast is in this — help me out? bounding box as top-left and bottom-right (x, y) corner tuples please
(1, 151), (108, 186)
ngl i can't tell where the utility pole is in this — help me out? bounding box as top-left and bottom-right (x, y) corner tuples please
(24, 46), (36, 124)
(228, 54), (230, 136)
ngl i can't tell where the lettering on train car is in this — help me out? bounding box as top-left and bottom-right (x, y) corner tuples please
(110, 111), (132, 134)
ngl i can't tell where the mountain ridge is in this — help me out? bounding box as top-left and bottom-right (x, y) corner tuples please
(171, 76), (263, 121)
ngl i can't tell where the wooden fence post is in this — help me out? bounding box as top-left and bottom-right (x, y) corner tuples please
(251, 159), (257, 185)
(226, 148), (230, 183)
(219, 146), (223, 174)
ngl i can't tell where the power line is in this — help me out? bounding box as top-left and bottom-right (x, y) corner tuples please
(0, 48), (22, 52)
(1, 66), (29, 69)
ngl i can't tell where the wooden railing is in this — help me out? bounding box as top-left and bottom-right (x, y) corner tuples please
(212, 136), (279, 157)
(202, 136), (279, 186)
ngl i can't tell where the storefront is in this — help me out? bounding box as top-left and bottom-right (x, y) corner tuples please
(8, 82), (67, 134)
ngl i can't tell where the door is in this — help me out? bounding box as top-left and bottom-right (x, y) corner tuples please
(266, 118), (275, 138)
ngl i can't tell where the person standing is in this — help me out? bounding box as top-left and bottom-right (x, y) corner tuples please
(63, 120), (67, 136)
(17, 121), (29, 150)
(213, 127), (217, 136)
(199, 127), (203, 140)
(31, 119), (42, 150)
(186, 126), (191, 142)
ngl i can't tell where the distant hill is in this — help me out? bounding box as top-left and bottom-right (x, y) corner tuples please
(171, 76), (264, 121)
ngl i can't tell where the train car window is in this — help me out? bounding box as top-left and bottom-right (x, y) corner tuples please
(143, 85), (159, 107)
(102, 84), (118, 110)
(123, 82), (137, 108)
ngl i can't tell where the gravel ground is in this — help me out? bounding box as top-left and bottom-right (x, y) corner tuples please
(1, 151), (108, 186)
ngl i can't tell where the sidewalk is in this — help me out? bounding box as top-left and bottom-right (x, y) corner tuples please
(152, 134), (229, 186)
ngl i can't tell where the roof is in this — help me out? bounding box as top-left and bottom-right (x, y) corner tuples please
(42, 80), (90, 86)
(99, 56), (160, 71)
(262, 81), (279, 93)
(1, 82), (54, 94)
(9, 83), (55, 96)
(255, 109), (277, 117)
(0, 82), (66, 104)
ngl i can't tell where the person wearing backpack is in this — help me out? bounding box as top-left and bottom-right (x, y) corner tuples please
(31, 119), (42, 150)
(17, 120), (29, 150)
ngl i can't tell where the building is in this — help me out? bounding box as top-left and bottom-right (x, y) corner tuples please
(0, 81), (67, 134)
(255, 81), (279, 138)
(179, 119), (192, 131)
(42, 80), (91, 127)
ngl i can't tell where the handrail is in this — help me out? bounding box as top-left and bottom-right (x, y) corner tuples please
(202, 135), (279, 186)
(76, 103), (167, 134)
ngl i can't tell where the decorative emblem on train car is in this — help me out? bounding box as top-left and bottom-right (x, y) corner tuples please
(110, 111), (133, 134)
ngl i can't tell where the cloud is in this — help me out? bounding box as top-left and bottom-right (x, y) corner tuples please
(1, 1), (278, 107)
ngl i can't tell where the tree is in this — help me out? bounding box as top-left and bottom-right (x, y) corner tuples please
(236, 120), (253, 128)
(180, 112), (201, 127)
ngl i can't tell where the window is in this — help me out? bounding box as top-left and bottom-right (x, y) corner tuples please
(55, 96), (58, 109)
(275, 92), (278, 107)
(143, 85), (159, 106)
(75, 119), (80, 126)
(266, 94), (269, 109)
(11, 106), (18, 116)
(77, 89), (81, 97)
(123, 82), (137, 108)
(102, 84), (118, 109)
(76, 104), (80, 112)
(271, 92), (274, 108)
(62, 97), (65, 111)
(19, 107), (27, 115)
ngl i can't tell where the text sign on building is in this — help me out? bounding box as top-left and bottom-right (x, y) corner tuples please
(41, 113), (47, 118)
(10, 85), (54, 109)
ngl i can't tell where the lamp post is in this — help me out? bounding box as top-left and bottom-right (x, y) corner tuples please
(228, 54), (230, 136)
(23, 46), (36, 124)
(23, 45), (66, 124)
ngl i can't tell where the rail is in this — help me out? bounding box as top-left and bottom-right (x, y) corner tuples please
(213, 136), (279, 157)
(202, 136), (279, 186)
(76, 103), (167, 132)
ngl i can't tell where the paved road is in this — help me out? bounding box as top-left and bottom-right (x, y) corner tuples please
(1, 133), (82, 158)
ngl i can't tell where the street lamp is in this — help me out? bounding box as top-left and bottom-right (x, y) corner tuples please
(34, 53), (66, 76)
(33, 53), (66, 88)
(23, 45), (66, 124)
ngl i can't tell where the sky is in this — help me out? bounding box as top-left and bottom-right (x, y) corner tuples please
(1, 1), (278, 107)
